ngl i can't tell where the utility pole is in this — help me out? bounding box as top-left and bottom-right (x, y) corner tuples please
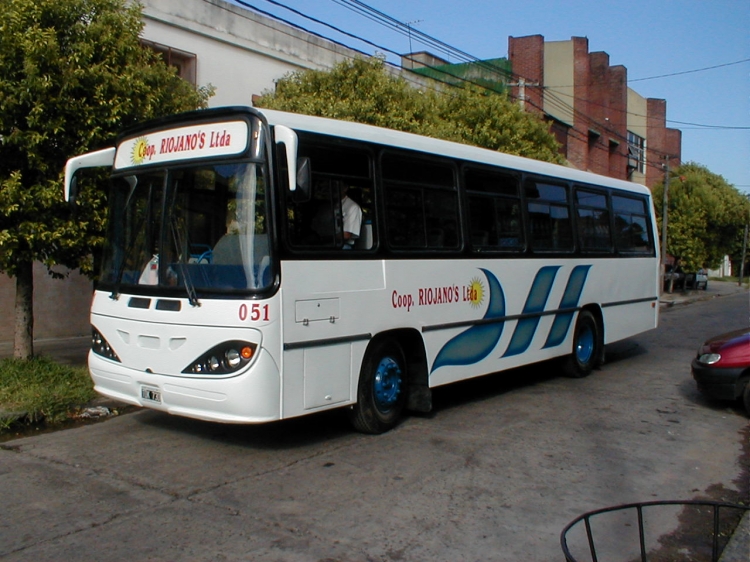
(508, 77), (539, 110)
(405, 19), (423, 65)
(662, 156), (671, 293)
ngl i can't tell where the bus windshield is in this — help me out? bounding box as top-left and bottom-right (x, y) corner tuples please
(99, 162), (272, 296)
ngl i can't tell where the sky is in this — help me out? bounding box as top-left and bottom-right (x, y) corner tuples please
(230, 0), (749, 192)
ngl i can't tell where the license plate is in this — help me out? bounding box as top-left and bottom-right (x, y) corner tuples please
(141, 387), (162, 403)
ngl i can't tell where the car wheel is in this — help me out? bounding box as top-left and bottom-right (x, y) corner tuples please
(348, 338), (407, 434)
(743, 380), (750, 417)
(564, 310), (601, 378)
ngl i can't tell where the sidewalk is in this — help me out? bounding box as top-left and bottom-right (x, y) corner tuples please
(660, 279), (749, 309)
(0, 335), (90, 366)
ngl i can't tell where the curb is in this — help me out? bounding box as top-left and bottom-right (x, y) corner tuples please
(719, 510), (750, 562)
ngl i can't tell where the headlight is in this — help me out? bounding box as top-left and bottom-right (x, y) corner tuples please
(698, 353), (721, 365)
(91, 327), (121, 362)
(183, 341), (257, 375)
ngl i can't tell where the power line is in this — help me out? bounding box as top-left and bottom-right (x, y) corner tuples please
(239, 0), (671, 172)
(630, 58), (750, 82)
(224, 0), (681, 174)
(319, 1), (750, 133)
(542, 87), (750, 131)
(225, 0), (448, 94)
(238, 0), (519, 96)
(331, 0), (516, 81)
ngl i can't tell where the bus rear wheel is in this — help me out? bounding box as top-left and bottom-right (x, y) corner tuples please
(348, 338), (407, 434)
(564, 310), (601, 378)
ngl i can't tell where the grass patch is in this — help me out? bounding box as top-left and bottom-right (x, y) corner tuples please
(0, 356), (96, 431)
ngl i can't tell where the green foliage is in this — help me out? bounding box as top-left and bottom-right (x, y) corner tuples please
(256, 57), (563, 164)
(0, 356), (97, 428)
(652, 162), (750, 271)
(0, 0), (212, 277)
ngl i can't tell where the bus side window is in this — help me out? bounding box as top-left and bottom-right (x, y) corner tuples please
(382, 153), (459, 251)
(612, 195), (653, 253)
(575, 188), (612, 252)
(525, 181), (574, 252)
(464, 168), (523, 252)
(284, 141), (374, 251)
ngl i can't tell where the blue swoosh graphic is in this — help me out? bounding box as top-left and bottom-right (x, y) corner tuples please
(502, 266), (560, 357)
(543, 265), (592, 349)
(430, 269), (505, 374)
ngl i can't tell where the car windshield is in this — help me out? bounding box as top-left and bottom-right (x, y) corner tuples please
(99, 162), (272, 296)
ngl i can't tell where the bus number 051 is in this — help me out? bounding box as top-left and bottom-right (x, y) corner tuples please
(239, 303), (270, 322)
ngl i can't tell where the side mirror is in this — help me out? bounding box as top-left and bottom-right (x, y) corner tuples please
(68, 175), (79, 207)
(63, 147), (115, 202)
(275, 125), (312, 202)
(274, 125), (299, 192)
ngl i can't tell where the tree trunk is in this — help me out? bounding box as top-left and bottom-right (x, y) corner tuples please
(14, 260), (34, 359)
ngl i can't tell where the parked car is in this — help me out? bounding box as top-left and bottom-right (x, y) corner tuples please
(691, 328), (750, 415)
(663, 265), (685, 290)
(685, 268), (708, 290)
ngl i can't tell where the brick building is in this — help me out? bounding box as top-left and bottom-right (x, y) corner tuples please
(508, 35), (681, 188)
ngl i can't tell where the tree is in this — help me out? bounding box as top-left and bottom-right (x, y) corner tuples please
(652, 162), (750, 272)
(255, 57), (563, 164)
(0, 0), (212, 359)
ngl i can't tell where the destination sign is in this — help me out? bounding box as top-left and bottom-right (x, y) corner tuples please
(114, 120), (249, 169)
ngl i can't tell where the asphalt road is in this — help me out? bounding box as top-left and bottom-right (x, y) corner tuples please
(1, 291), (748, 561)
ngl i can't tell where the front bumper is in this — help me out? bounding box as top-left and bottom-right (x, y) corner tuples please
(691, 359), (747, 401)
(89, 348), (281, 423)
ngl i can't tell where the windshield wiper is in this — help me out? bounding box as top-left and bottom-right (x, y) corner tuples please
(170, 216), (200, 307)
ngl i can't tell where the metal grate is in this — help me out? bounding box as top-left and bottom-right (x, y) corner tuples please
(561, 500), (749, 562)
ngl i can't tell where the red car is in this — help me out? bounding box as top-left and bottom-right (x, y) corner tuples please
(692, 328), (750, 415)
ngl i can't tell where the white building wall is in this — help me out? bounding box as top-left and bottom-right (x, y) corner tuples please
(543, 41), (575, 126)
(138, 0), (436, 106)
(140, 0), (362, 106)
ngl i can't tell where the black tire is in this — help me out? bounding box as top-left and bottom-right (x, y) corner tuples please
(348, 338), (407, 434)
(742, 380), (750, 417)
(563, 310), (601, 378)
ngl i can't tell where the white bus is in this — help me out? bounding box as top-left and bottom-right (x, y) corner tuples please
(64, 106), (660, 433)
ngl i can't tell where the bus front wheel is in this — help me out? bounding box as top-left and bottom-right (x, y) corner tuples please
(564, 310), (601, 378)
(348, 339), (407, 434)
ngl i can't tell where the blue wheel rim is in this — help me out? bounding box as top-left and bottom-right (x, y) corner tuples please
(373, 356), (402, 411)
(576, 325), (595, 364)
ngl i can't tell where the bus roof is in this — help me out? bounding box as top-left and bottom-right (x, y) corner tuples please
(258, 107), (652, 197)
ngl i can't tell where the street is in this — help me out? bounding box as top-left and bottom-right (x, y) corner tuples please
(1, 291), (748, 561)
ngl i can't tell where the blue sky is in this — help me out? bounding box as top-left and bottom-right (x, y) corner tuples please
(232, 0), (749, 192)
